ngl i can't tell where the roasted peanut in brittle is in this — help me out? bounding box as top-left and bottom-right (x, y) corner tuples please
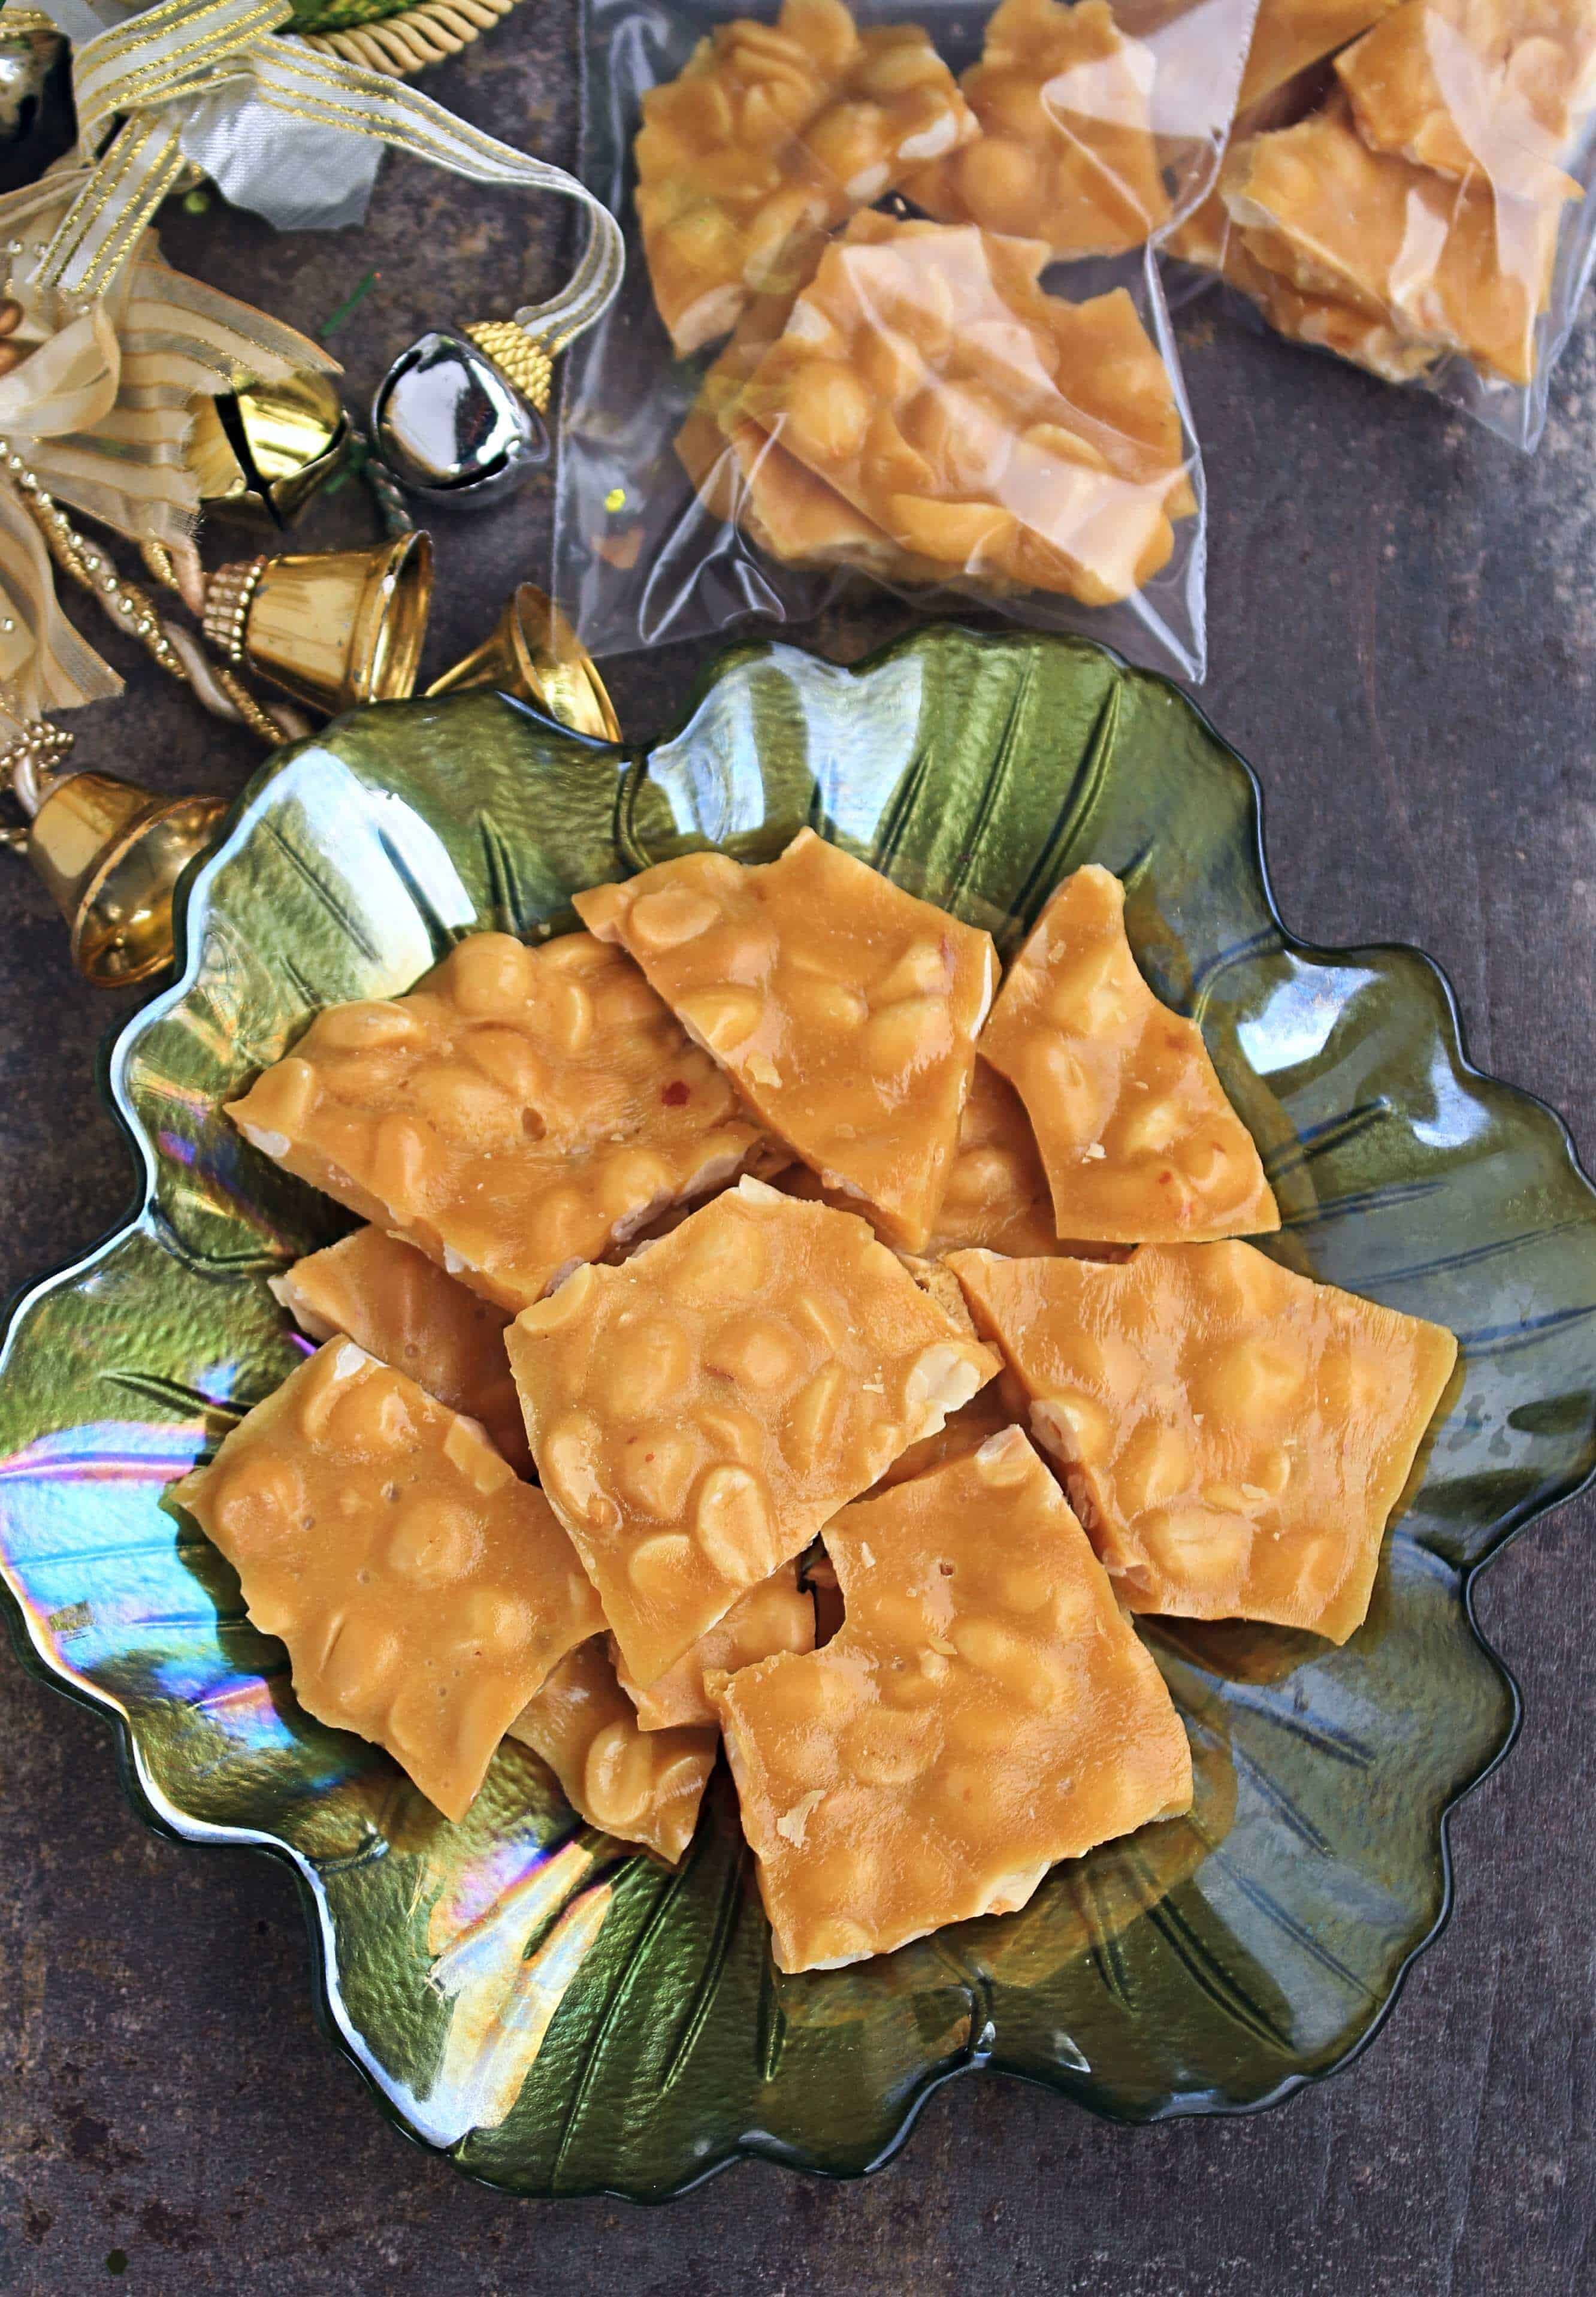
(506, 1178), (998, 1687)
(1222, 94), (1562, 382)
(174, 1341), (603, 1822)
(271, 1225), (530, 1476)
(636, 0), (976, 355)
(980, 865), (1278, 1244)
(578, 831), (998, 1252)
(1336, 0), (1596, 199)
(903, 0), (1171, 259)
(228, 932), (768, 1314)
(611, 1561), (817, 1729)
(738, 211), (1194, 607)
(710, 1429), (1192, 1971)
(951, 1243), (1459, 1644)
(507, 1637), (717, 1861)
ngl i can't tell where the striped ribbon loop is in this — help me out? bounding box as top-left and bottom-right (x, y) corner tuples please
(29, 0), (624, 353)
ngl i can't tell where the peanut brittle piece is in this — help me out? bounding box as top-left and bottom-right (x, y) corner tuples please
(904, 0), (1171, 258)
(740, 212), (1194, 608)
(173, 1341), (604, 1823)
(576, 831), (998, 1251)
(506, 1178), (999, 1685)
(612, 1561), (817, 1729)
(868, 1374), (1025, 1491)
(929, 1057), (1060, 1257)
(675, 274), (944, 578)
(950, 1243), (1459, 1643)
(1240, 0), (1404, 109)
(1177, 182), (1446, 379)
(1222, 95), (1561, 383)
(1337, 0), (1595, 198)
(637, 0), (977, 355)
(228, 931), (767, 1314)
(709, 1427), (1193, 1971)
(271, 1225), (528, 1476)
(507, 1638), (717, 1861)
(979, 866), (1278, 1244)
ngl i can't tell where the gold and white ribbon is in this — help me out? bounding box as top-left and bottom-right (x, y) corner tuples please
(0, 159), (338, 739)
(30, 0), (624, 356)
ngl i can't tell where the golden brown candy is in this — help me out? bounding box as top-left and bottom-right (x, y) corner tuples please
(577, 831), (998, 1251)
(636, 0), (976, 354)
(228, 931), (767, 1313)
(738, 211), (1194, 608)
(507, 1638), (717, 1861)
(612, 1561), (817, 1729)
(1172, 183), (1447, 380)
(271, 1225), (529, 1476)
(979, 866), (1278, 1244)
(1240, 0), (1404, 109)
(1222, 94), (1562, 383)
(1336, 0), (1595, 198)
(506, 1177), (999, 1687)
(927, 1057), (1060, 1257)
(950, 1243), (1459, 1643)
(173, 1341), (604, 1822)
(710, 1428), (1193, 1972)
(904, 0), (1172, 258)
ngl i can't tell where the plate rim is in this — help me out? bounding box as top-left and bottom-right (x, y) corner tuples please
(0, 622), (1584, 2199)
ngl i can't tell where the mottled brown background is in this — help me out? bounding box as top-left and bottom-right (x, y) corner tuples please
(0, 11), (1592, 2292)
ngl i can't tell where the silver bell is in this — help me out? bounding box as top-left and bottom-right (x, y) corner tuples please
(371, 330), (548, 508)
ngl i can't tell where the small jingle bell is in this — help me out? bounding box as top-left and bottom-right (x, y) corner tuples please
(371, 330), (548, 507)
(21, 766), (226, 988)
(190, 369), (351, 528)
(203, 533), (433, 716)
(425, 585), (620, 742)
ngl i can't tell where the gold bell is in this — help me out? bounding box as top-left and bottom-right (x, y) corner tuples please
(425, 585), (619, 742)
(24, 769), (226, 988)
(189, 370), (351, 528)
(203, 532), (433, 715)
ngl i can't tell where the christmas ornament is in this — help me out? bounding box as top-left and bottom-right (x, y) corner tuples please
(190, 370), (352, 528)
(427, 584), (619, 742)
(371, 330), (545, 506)
(9, 731), (225, 986)
(0, 11), (60, 142)
(203, 533), (433, 714)
(28, 0), (623, 389)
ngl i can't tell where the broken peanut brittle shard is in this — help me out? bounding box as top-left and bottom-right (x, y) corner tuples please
(979, 865), (1278, 1244)
(1221, 94), (1562, 385)
(228, 930), (768, 1314)
(506, 1178), (998, 1687)
(577, 831), (998, 1252)
(1239, 0), (1405, 111)
(611, 1561), (817, 1730)
(507, 1637), (717, 1863)
(950, 1243), (1459, 1643)
(736, 211), (1194, 608)
(1335, 0), (1596, 200)
(271, 1225), (529, 1476)
(904, 0), (1172, 259)
(637, 0), (976, 355)
(709, 1428), (1193, 1973)
(173, 1341), (604, 1823)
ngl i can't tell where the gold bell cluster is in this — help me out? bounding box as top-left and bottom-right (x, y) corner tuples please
(4, 340), (616, 987)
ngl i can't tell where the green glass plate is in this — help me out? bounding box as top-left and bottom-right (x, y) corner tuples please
(1, 625), (1592, 2201)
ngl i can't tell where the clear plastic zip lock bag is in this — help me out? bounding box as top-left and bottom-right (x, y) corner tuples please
(1161, 0), (1596, 451)
(557, 0), (1263, 682)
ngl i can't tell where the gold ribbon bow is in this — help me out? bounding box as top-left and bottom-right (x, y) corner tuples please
(31, 0), (623, 361)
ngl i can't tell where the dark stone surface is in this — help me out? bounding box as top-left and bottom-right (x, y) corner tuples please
(0, 13), (1593, 2292)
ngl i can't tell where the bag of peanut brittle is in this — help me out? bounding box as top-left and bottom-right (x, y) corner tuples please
(555, 0), (1264, 682)
(1160, 0), (1596, 451)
